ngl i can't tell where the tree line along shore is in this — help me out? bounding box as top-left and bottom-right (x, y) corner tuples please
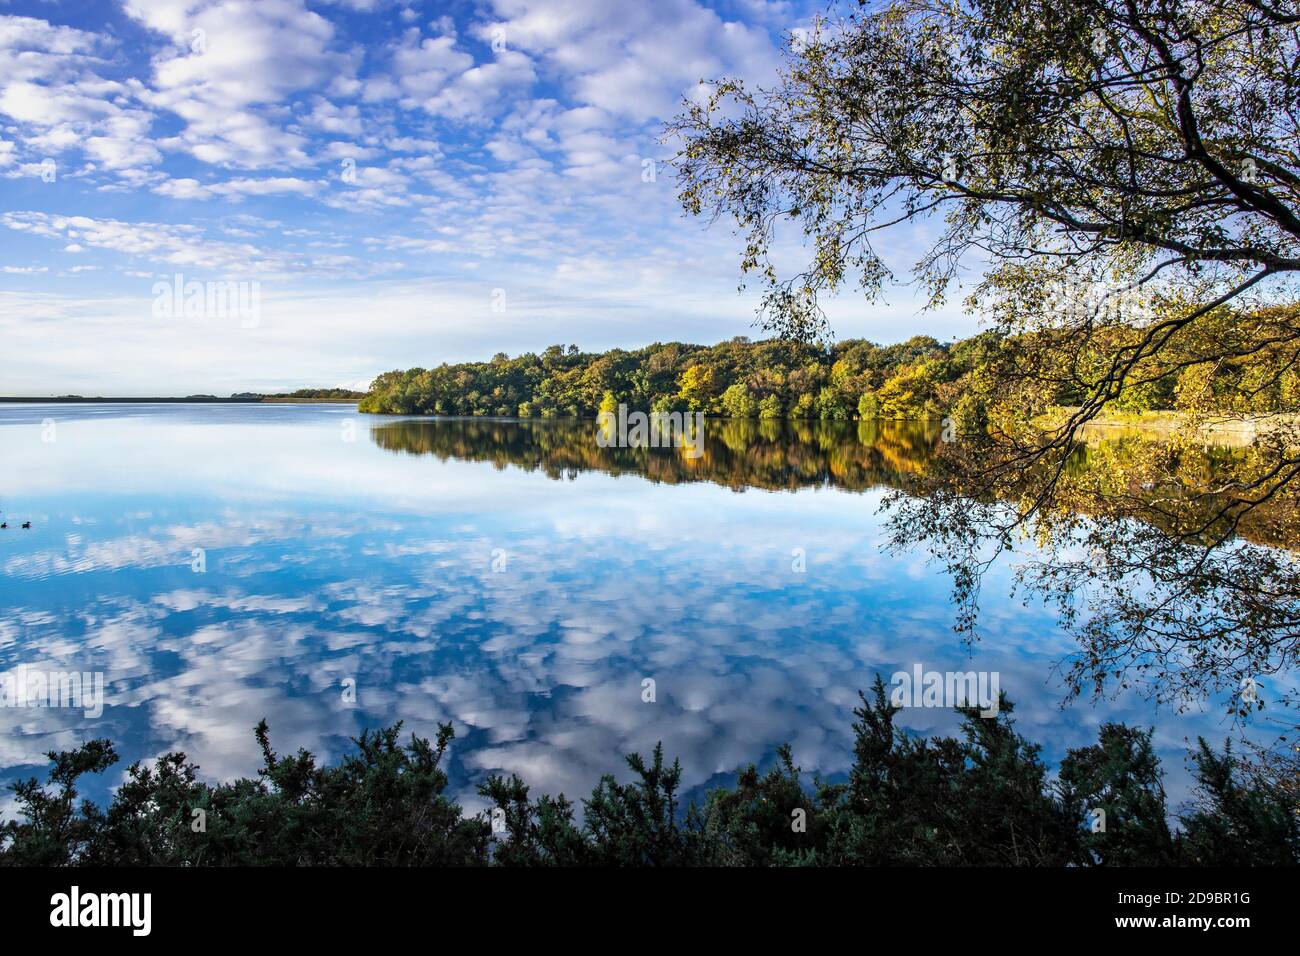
(0, 389), (364, 404)
(359, 307), (1300, 431)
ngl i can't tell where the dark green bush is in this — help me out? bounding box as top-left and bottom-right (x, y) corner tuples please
(3, 678), (1295, 866)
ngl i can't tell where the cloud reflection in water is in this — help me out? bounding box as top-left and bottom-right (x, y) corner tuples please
(0, 405), (1267, 815)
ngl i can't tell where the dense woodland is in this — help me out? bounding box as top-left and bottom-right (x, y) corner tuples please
(360, 335), (989, 420)
(3, 681), (1295, 866)
(359, 306), (1300, 423)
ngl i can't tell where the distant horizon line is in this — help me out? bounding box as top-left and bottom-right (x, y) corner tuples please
(0, 395), (362, 404)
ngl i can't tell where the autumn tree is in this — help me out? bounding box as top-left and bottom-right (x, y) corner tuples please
(670, 0), (1300, 710)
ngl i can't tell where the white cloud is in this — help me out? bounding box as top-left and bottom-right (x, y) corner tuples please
(481, 0), (780, 121)
(215, 176), (323, 197)
(301, 97), (363, 136)
(154, 176), (323, 200)
(390, 31), (473, 99)
(126, 0), (355, 167)
(420, 49), (536, 120)
(0, 15), (108, 94)
(154, 177), (212, 200)
(0, 17), (159, 178)
(0, 211), (370, 278)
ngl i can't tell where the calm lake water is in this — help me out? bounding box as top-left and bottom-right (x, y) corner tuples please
(0, 403), (1277, 814)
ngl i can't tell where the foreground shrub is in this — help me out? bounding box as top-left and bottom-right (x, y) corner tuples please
(2, 679), (1295, 866)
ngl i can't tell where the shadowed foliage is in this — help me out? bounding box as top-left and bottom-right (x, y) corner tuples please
(3, 680), (1295, 867)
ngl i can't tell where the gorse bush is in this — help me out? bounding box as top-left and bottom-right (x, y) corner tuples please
(2, 679), (1295, 867)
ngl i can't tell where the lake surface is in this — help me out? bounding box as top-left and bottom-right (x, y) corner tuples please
(0, 403), (1277, 815)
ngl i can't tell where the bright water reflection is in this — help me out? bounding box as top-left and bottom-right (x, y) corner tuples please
(0, 403), (1273, 815)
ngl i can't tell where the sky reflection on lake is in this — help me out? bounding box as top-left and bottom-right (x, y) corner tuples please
(0, 403), (1276, 816)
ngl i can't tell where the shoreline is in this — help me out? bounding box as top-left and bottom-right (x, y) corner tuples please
(0, 397), (360, 405)
(1065, 408), (1296, 448)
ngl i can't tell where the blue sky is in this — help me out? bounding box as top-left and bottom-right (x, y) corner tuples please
(0, 0), (974, 395)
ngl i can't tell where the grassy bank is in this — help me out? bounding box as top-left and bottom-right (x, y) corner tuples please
(1055, 407), (1300, 447)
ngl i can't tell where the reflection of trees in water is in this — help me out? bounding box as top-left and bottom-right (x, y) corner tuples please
(370, 417), (943, 494)
(884, 430), (1300, 718)
(371, 417), (1275, 538)
(1065, 436), (1300, 551)
(373, 416), (1299, 723)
